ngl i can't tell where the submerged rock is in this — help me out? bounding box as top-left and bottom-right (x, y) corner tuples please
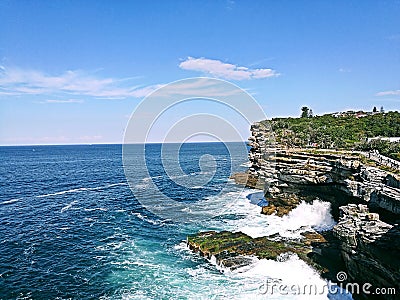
(218, 256), (256, 271)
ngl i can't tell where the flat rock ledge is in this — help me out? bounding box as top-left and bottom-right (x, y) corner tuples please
(187, 230), (325, 272)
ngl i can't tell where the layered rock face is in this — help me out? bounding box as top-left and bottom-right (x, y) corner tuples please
(247, 122), (400, 218)
(333, 204), (400, 298)
(244, 121), (400, 298)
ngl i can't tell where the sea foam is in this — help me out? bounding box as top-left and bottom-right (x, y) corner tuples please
(0, 198), (21, 205)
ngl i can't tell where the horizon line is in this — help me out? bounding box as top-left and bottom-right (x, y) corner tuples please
(0, 140), (248, 147)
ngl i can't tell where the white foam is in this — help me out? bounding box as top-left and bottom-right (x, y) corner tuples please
(105, 183), (127, 188)
(196, 188), (349, 298)
(215, 194), (336, 238)
(197, 171), (212, 175)
(173, 241), (188, 251)
(257, 200), (336, 238)
(133, 183), (149, 189)
(36, 182), (127, 198)
(96, 241), (125, 251)
(60, 200), (78, 212)
(111, 260), (159, 268)
(38, 188), (89, 198)
(240, 161), (252, 167)
(227, 254), (339, 299)
(186, 265), (209, 277)
(102, 174), (345, 299)
(142, 176), (162, 182)
(175, 186), (348, 298)
(84, 207), (108, 212)
(182, 248), (351, 299)
(0, 198), (21, 205)
(131, 212), (162, 225)
(180, 232), (338, 298)
(169, 174), (190, 180)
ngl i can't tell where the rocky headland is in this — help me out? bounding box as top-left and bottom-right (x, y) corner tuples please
(243, 122), (400, 219)
(188, 117), (400, 299)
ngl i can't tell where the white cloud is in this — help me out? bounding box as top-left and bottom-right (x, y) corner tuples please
(0, 66), (160, 99)
(178, 57), (279, 80)
(376, 90), (400, 96)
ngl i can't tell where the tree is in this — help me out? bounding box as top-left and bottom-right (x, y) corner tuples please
(373, 106), (378, 113)
(301, 106), (309, 118)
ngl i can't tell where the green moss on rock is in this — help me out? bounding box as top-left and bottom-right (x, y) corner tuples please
(187, 231), (316, 270)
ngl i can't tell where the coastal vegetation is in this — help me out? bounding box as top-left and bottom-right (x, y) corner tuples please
(356, 139), (400, 161)
(266, 109), (400, 160)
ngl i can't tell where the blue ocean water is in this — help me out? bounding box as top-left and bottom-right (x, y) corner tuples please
(0, 143), (350, 299)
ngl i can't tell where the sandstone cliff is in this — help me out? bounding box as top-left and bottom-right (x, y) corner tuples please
(333, 204), (399, 299)
(239, 121), (400, 298)
(246, 122), (400, 219)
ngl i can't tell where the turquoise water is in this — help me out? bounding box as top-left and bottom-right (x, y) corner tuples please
(0, 143), (350, 299)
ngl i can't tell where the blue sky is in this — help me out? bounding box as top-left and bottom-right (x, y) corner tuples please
(0, 1), (399, 145)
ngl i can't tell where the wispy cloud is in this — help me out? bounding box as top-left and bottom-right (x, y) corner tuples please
(152, 77), (244, 98)
(339, 68), (351, 73)
(226, 0), (235, 10)
(178, 57), (279, 80)
(0, 66), (161, 99)
(376, 90), (400, 96)
(248, 57), (276, 67)
(42, 99), (84, 104)
(386, 34), (400, 40)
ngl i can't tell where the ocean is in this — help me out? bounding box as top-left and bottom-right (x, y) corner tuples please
(0, 143), (350, 299)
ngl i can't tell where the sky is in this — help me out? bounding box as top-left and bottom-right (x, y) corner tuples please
(0, 0), (399, 145)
